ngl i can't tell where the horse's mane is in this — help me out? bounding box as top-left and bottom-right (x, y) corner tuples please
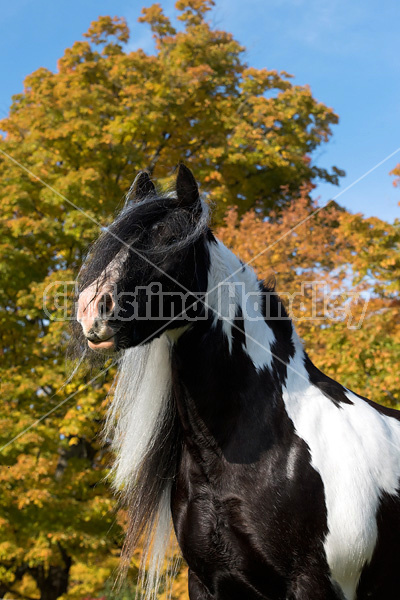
(104, 336), (181, 599)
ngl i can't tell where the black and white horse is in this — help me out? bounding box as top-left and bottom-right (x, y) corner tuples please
(75, 165), (400, 600)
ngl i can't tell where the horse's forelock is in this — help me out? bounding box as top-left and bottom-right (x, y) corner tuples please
(79, 191), (208, 289)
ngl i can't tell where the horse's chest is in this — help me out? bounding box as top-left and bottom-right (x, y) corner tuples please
(171, 443), (329, 599)
(172, 476), (286, 599)
(173, 479), (251, 568)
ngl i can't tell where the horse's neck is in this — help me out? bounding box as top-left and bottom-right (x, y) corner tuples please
(204, 238), (305, 378)
(172, 239), (306, 457)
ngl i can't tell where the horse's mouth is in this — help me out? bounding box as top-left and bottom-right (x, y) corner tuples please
(86, 335), (115, 351)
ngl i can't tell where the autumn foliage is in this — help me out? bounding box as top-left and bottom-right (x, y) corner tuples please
(0, 2), (398, 599)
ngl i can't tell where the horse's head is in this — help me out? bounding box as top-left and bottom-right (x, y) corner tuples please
(76, 164), (210, 353)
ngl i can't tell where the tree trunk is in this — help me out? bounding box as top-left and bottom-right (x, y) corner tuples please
(30, 546), (72, 600)
(37, 564), (71, 600)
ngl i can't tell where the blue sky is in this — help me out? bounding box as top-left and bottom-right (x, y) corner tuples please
(1, 0), (399, 222)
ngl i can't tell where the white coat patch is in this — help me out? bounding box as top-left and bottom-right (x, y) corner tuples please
(206, 240), (275, 371)
(282, 334), (400, 599)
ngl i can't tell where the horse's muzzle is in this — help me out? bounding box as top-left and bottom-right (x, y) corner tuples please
(86, 330), (115, 351)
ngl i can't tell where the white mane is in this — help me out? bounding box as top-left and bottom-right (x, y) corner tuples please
(104, 334), (177, 599)
(105, 336), (172, 490)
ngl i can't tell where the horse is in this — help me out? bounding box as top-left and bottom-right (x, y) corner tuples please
(74, 164), (400, 600)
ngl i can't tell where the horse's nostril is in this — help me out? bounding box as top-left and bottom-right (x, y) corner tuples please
(99, 293), (114, 317)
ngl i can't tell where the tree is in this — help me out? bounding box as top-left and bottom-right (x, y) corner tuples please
(0, 2), (342, 225)
(1, 2), (389, 599)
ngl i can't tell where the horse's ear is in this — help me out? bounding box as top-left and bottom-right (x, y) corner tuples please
(176, 163), (201, 211)
(125, 171), (156, 206)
